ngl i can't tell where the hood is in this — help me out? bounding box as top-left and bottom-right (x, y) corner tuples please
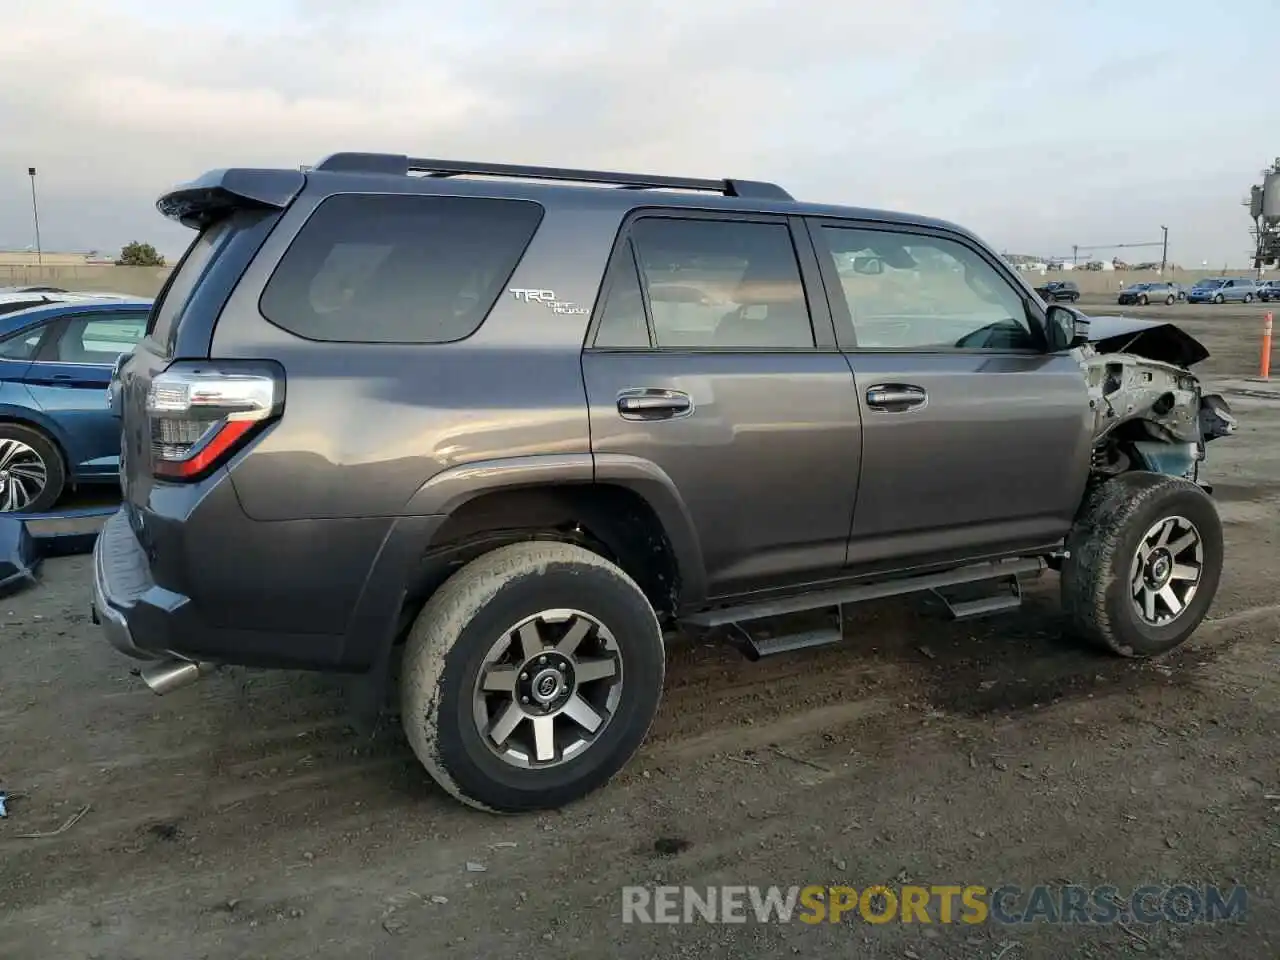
(1079, 313), (1210, 368)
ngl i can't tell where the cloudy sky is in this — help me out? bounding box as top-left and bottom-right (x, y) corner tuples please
(0, 0), (1272, 265)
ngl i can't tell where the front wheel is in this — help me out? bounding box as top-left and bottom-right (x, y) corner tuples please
(1061, 472), (1223, 658)
(1244, 293), (1253, 304)
(0, 423), (65, 513)
(400, 541), (665, 812)
(1213, 293), (1224, 304)
(1139, 295), (1149, 306)
(1165, 294), (1176, 305)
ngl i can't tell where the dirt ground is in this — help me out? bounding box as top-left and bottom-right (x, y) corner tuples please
(1, 297), (1277, 960)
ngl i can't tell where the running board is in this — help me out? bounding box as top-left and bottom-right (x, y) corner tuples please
(683, 557), (1046, 629)
(931, 575), (1023, 620)
(722, 609), (844, 662)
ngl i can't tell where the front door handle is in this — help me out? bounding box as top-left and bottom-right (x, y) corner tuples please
(616, 388), (693, 420)
(865, 383), (928, 412)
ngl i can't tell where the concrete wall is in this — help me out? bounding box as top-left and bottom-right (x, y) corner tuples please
(0, 264), (171, 297)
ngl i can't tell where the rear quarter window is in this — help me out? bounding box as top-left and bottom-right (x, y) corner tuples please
(258, 194), (544, 343)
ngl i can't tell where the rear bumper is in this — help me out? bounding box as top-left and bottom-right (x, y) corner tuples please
(91, 505), (448, 672)
(91, 509), (168, 661)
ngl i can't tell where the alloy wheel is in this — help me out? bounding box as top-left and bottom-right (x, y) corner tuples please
(1129, 516), (1203, 626)
(472, 608), (624, 768)
(0, 438), (49, 512)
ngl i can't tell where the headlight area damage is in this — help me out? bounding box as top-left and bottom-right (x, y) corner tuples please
(1077, 313), (1237, 486)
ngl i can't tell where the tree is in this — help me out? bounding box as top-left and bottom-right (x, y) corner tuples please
(116, 242), (165, 267)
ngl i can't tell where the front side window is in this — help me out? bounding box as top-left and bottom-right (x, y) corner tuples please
(0, 323), (47, 361)
(818, 226), (1036, 351)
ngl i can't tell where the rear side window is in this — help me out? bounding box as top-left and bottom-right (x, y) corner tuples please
(147, 217), (235, 345)
(259, 194), (544, 343)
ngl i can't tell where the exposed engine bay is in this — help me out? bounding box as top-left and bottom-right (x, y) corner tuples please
(1071, 310), (1237, 483)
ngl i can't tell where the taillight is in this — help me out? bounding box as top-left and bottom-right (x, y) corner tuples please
(145, 362), (284, 481)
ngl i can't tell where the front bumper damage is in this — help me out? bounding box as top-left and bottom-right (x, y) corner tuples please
(1074, 311), (1237, 484)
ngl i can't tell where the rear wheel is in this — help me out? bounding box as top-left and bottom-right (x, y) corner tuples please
(1165, 294), (1175, 305)
(0, 424), (65, 513)
(400, 541), (665, 812)
(1213, 293), (1224, 304)
(1244, 293), (1253, 304)
(1061, 472), (1223, 658)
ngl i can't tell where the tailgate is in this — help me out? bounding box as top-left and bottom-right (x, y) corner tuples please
(114, 169), (303, 509)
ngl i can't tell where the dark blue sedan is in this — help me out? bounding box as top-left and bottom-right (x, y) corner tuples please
(0, 297), (152, 512)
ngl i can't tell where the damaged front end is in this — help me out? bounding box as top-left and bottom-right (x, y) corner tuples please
(1072, 311), (1237, 487)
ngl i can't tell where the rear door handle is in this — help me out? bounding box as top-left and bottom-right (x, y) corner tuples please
(616, 388), (693, 420)
(865, 383), (928, 412)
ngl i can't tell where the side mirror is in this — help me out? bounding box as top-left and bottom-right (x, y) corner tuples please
(851, 255), (884, 276)
(1046, 304), (1090, 351)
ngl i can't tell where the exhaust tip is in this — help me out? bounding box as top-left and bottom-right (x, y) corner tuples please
(140, 659), (214, 695)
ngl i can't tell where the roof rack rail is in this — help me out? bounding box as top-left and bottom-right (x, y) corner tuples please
(311, 153), (793, 201)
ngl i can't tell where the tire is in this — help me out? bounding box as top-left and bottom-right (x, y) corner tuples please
(1213, 294), (1224, 304)
(1061, 472), (1223, 658)
(400, 541), (665, 813)
(1165, 295), (1175, 305)
(0, 423), (66, 513)
(1138, 295), (1149, 306)
(1243, 294), (1253, 304)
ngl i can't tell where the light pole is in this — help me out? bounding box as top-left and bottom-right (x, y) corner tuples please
(27, 166), (43, 266)
(1159, 225), (1168, 275)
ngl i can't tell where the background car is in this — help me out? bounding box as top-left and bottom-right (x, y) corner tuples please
(1118, 281), (1180, 306)
(1035, 279), (1080, 302)
(1258, 280), (1280, 302)
(0, 297), (151, 512)
(1186, 277), (1258, 304)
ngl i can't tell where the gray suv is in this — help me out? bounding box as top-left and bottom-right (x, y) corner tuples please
(92, 153), (1237, 813)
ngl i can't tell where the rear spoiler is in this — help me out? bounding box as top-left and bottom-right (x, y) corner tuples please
(156, 168), (306, 229)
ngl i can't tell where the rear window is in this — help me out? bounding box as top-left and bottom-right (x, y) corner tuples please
(258, 194), (544, 344)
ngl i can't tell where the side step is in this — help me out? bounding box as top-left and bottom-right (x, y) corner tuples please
(723, 609), (844, 662)
(684, 557), (1044, 660)
(931, 575), (1024, 621)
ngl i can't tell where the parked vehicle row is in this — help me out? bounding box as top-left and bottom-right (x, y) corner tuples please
(0, 294), (150, 511)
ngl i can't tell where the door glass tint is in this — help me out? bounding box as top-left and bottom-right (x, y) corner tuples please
(821, 227), (1035, 350)
(53, 313), (148, 364)
(628, 218), (814, 349)
(260, 194), (544, 343)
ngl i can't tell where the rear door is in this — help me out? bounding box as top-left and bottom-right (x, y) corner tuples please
(582, 211), (862, 600)
(805, 218), (1093, 573)
(23, 310), (148, 476)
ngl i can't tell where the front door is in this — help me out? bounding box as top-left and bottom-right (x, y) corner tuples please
(582, 212), (862, 601)
(22, 310), (148, 477)
(806, 219), (1094, 573)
